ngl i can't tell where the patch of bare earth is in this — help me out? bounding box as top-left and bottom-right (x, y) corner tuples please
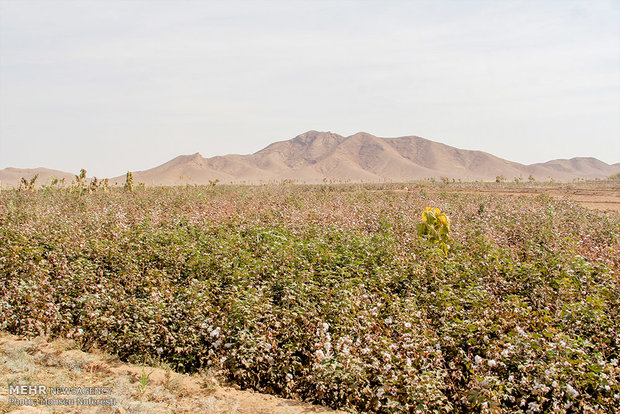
(0, 333), (343, 414)
(483, 187), (620, 213)
(411, 184), (620, 213)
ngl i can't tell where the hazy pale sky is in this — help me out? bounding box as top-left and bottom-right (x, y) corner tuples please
(1, 0), (619, 178)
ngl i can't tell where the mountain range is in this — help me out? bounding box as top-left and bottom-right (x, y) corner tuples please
(2, 131), (619, 187)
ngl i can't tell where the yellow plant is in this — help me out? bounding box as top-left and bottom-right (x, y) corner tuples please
(417, 207), (451, 254)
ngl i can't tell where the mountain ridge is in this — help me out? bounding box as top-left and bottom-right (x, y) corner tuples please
(109, 131), (620, 185)
(0, 167), (76, 188)
(1, 131), (618, 187)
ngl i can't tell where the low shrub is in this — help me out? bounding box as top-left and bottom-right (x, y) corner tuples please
(0, 185), (618, 412)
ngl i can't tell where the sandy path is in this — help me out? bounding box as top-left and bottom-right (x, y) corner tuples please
(0, 333), (343, 414)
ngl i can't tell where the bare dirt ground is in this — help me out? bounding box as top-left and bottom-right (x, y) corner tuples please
(0, 333), (343, 414)
(407, 182), (620, 213)
(466, 186), (620, 213)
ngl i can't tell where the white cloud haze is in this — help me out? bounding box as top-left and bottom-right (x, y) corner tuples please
(1, 0), (619, 177)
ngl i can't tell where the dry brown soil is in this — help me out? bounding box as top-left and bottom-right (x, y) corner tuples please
(0, 333), (343, 414)
(407, 183), (620, 213)
(466, 186), (620, 213)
